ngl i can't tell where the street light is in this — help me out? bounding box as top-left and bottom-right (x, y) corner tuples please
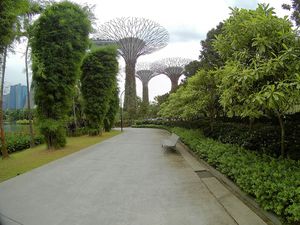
(119, 90), (125, 132)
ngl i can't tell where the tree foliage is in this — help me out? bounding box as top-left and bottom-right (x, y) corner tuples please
(81, 47), (118, 135)
(184, 60), (202, 78)
(159, 69), (220, 124)
(104, 82), (119, 132)
(184, 23), (224, 79)
(214, 4), (300, 155)
(30, 1), (91, 149)
(0, 0), (29, 53)
(199, 22), (224, 70)
(282, 0), (300, 26)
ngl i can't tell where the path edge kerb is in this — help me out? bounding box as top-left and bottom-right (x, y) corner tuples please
(157, 127), (282, 225)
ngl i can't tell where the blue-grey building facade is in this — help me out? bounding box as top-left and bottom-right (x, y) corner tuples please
(5, 84), (28, 110)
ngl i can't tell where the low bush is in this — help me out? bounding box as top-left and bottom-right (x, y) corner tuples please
(16, 119), (30, 125)
(135, 118), (300, 159)
(169, 127), (300, 224)
(0, 133), (45, 155)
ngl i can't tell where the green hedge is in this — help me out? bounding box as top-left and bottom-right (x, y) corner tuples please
(134, 118), (300, 159)
(0, 134), (45, 154)
(168, 127), (300, 224)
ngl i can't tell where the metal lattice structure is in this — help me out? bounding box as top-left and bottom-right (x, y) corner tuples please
(136, 63), (157, 104)
(151, 57), (192, 91)
(97, 17), (169, 115)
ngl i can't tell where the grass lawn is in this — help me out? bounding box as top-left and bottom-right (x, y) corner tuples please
(0, 130), (121, 183)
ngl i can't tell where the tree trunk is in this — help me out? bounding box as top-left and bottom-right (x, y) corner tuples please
(72, 97), (77, 130)
(276, 112), (285, 157)
(142, 82), (149, 105)
(124, 60), (137, 120)
(0, 48), (8, 158)
(170, 77), (179, 92)
(25, 42), (35, 148)
(209, 107), (216, 132)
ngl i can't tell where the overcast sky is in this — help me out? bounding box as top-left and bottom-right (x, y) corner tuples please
(6, 0), (291, 100)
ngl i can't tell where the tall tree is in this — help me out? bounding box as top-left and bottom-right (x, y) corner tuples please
(184, 60), (202, 78)
(214, 4), (300, 156)
(22, 0), (44, 148)
(81, 47), (118, 135)
(0, 0), (29, 158)
(184, 23), (224, 79)
(199, 22), (224, 70)
(159, 69), (220, 129)
(282, 0), (300, 26)
(30, 1), (91, 149)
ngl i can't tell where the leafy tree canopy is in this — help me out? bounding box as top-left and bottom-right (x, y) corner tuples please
(282, 0), (300, 26)
(0, 0), (29, 52)
(159, 69), (220, 122)
(199, 22), (224, 70)
(214, 4), (300, 155)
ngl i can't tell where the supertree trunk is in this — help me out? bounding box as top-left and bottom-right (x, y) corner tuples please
(124, 60), (137, 116)
(98, 17), (169, 121)
(170, 77), (179, 92)
(142, 82), (149, 105)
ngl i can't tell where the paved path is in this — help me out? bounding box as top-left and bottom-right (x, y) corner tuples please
(0, 128), (267, 225)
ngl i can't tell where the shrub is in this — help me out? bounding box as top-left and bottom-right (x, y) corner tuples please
(136, 118), (300, 159)
(0, 133), (44, 154)
(170, 127), (300, 224)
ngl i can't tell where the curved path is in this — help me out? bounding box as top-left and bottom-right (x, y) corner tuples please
(0, 128), (267, 225)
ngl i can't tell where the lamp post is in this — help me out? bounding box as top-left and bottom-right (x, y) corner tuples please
(119, 90), (125, 132)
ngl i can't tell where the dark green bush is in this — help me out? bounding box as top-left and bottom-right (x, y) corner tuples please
(170, 127), (300, 224)
(0, 133), (45, 154)
(136, 118), (299, 159)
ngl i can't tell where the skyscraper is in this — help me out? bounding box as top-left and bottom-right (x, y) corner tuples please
(8, 84), (27, 109)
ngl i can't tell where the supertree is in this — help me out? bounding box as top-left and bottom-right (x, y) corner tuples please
(97, 17), (169, 116)
(136, 62), (157, 104)
(151, 57), (192, 91)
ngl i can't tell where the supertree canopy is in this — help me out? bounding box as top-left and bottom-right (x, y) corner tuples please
(97, 17), (169, 116)
(136, 62), (157, 104)
(151, 57), (191, 91)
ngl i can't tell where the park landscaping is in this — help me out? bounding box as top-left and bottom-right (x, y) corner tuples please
(1, 1), (300, 225)
(133, 124), (300, 224)
(0, 130), (120, 183)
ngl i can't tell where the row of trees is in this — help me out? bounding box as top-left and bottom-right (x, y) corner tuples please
(160, 4), (300, 156)
(0, 0), (39, 157)
(31, 1), (119, 150)
(0, 1), (120, 156)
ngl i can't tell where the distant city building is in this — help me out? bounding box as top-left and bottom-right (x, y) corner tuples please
(8, 84), (27, 110)
(24, 86), (35, 109)
(3, 94), (10, 110)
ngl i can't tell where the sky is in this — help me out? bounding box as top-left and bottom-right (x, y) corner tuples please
(5, 0), (291, 101)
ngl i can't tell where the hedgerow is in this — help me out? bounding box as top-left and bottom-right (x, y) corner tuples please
(170, 127), (300, 224)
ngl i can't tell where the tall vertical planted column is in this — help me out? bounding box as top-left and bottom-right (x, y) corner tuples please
(30, 1), (91, 149)
(80, 47), (119, 135)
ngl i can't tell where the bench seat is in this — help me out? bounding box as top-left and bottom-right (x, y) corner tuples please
(162, 133), (179, 150)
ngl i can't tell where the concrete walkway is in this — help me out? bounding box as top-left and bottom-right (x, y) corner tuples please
(0, 128), (267, 225)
